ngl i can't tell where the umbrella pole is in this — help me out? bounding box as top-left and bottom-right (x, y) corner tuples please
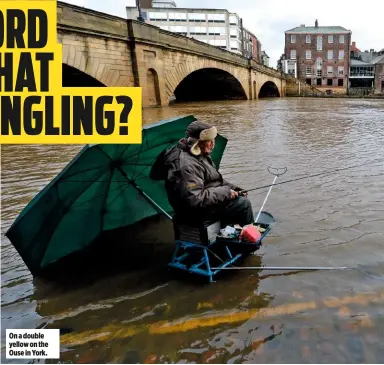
(116, 167), (173, 221)
(141, 190), (173, 221)
(132, 180), (173, 221)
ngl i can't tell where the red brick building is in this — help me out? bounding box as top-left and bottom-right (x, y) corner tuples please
(243, 27), (262, 63)
(284, 20), (352, 94)
(373, 54), (384, 93)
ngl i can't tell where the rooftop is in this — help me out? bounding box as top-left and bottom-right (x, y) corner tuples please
(350, 59), (373, 66)
(127, 5), (235, 13)
(285, 25), (351, 34)
(372, 55), (384, 64)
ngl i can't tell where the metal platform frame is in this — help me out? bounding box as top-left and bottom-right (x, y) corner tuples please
(169, 220), (271, 282)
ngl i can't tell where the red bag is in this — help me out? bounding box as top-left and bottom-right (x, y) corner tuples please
(240, 225), (261, 243)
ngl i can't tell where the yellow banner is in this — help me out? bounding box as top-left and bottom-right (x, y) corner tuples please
(0, 0), (142, 144)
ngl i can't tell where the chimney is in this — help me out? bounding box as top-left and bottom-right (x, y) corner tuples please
(315, 19), (318, 28)
(352, 41), (356, 47)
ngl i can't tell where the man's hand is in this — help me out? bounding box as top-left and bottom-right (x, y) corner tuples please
(237, 189), (248, 197)
(231, 189), (239, 199)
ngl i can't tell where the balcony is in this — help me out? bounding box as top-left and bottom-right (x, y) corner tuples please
(349, 66), (374, 78)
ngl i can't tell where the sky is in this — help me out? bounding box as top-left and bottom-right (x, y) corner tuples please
(63, 0), (383, 67)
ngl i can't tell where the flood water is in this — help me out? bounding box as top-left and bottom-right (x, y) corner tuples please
(2, 97), (384, 363)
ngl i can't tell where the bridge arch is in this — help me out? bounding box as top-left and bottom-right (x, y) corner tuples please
(165, 59), (249, 103)
(62, 64), (106, 87)
(258, 81), (280, 98)
(173, 68), (247, 102)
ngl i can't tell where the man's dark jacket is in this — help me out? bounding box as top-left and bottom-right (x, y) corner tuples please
(150, 138), (240, 218)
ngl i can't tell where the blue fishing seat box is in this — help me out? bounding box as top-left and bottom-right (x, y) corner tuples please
(169, 215), (263, 282)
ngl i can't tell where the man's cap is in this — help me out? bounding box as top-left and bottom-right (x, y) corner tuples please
(186, 120), (217, 156)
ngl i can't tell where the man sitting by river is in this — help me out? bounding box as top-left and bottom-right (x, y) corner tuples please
(150, 120), (254, 227)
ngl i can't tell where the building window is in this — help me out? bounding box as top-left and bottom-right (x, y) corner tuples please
(328, 35), (333, 43)
(290, 49), (296, 59)
(169, 25), (187, 34)
(338, 66), (344, 75)
(207, 14), (225, 23)
(339, 35), (345, 43)
(306, 35), (311, 43)
(327, 66), (333, 74)
(188, 13), (206, 22)
(317, 78), (321, 85)
(291, 35), (296, 43)
(230, 28), (238, 38)
(327, 79), (333, 86)
(208, 26), (225, 35)
(168, 12), (187, 21)
(306, 66), (312, 76)
(190, 26), (207, 35)
(188, 13), (206, 23)
(149, 11), (168, 21)
(209, 39), (227, 47)
(317, 35), (322, 50)
(306, 50), (311, 59)
(338, 79), (344, 86)
(229, 15), (238, 25)
(317, 69), (322, 77)
(316, 57), (322, 69)
(339, 50), (344, 60)
(327, 50), (333, 60)
(230, 40), (238, 49)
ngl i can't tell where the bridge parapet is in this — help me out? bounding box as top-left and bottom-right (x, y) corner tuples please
(130, 20), (249, 68)
(57, 1), (128, 40)
(57, 1), (289, 105)
(57, 2), (250, 69)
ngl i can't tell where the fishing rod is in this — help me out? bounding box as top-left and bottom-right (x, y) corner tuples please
(239, 158), (384, 194)
(211, 266), (349, 271)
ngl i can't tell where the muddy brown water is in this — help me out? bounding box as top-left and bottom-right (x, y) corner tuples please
(2, 97), (384, 363)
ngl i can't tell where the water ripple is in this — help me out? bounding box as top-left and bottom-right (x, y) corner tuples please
(2, 98), (384, 363)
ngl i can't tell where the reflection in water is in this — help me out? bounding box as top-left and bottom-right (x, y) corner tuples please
(2, 98), (384, 363)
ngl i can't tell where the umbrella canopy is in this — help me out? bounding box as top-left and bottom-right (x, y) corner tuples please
(5, 115), (228, 276)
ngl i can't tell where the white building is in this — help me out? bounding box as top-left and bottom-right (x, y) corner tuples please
(261, 51), (270, 67)
(126, 0), (244, 55)
(282, 59), (297, 77)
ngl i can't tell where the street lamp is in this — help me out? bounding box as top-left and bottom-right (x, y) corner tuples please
(136, 0), (145, 22)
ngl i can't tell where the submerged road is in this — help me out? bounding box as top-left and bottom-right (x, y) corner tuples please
(2, 97), (384, 363)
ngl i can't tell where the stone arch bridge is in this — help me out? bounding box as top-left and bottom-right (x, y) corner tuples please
(58, 2), (288, 107)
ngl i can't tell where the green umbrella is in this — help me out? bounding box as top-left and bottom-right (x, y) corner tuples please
(5, 115), (228, 276)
